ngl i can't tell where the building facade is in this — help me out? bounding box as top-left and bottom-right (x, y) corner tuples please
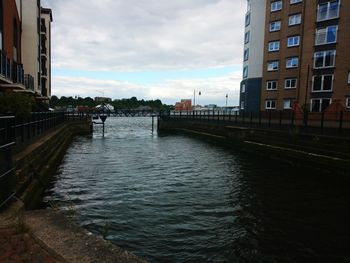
(241, 0), (350, 112)
(240, 0), (266, 113)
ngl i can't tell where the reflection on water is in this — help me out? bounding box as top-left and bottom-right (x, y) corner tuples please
(44, 117), (350, 263)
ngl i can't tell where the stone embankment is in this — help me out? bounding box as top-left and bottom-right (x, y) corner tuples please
(0, 120), (148, 263)
(158, 119), (350, 174)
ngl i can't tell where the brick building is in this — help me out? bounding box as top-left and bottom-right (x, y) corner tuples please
(240, 0), (350, 112)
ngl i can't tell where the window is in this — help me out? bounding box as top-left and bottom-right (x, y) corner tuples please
(346, 97), (350, 110)
(311, 98), (331, 112)
(287, 36), (300, 47)
(240, 100), (245, 110)
(315, 26), (338, 45)
(317, 1), (340, 22)
(268, 41), (280, 52)
(283, 99), (293, 109)
(245, 13), (250, 27)
(286, 57), (298, 68)
(244, 48), (249, 61)
(312, 75), (333, 91)
(244, 31), (250, 44)
(290, 0), (302, 4)
(314, 50), (336, 68)
(285, 78), (297, 89)
(241, 84), (246, 93)
(348, 72), (350, 84)
(271, 1), (282, 12)
(270, 21), (281, 32)
(265, 100), (276, 109)
(243, 66), (248, 78)
(267, 61), (279, 71)
(266, 81), (278, 90)
(289, 14), (301, 26)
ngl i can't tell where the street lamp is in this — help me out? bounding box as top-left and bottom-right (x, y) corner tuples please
(225, 94), (228, 113)
(193, 90), (201, 110)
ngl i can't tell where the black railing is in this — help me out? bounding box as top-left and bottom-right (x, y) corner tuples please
(24, 74), (35, 91)
(160, 110), (350, 136)
(12, 62), (25, 85)
(41, 24), (47, 33)
(0, 51), (12, 81)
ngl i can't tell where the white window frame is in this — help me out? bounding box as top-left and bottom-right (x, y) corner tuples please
(290, 0), (302, 4)
(271, 1), (282, 12)
(243, 66), (248, 78)
(268, 41), (280, 52)
(286, 57), (299, 68)
(241, 84), (246, 93)
(315, 25), (338, 46)
(289, 14), (301, 26)
(287, 36), (300, 47)
(346, 97), (350, 110)
(267, 61), (279, 71)
(283, 99), (293, 109)
(285, 78), (297, 89)
(317, 1), (340, 22)
(270, 21), (281, 32)
(265, 100), (276, 110)
(266, 81), (278, 91)
(312, 75), (334, 92)
(314, 50), (336, 69)
(310, 98), (332, 112)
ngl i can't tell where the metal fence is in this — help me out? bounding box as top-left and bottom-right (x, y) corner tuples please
(0, 112), (89, 210)
(160, 110), (350, 136)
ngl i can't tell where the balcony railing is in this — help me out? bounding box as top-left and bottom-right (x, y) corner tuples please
(24, 74), (35, 91)
(41, 46), (47, 55)
(0, 51), (12, 81)
(12, 62), (24, 85)
(41, 67), (47, 76)
(41, 24), (47, 33)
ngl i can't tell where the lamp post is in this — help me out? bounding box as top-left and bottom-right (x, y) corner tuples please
(193, 90), (201, 110)
(225, 94), (228, 113)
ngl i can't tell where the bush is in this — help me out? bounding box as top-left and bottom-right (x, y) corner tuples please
(0, 93), (34, 119)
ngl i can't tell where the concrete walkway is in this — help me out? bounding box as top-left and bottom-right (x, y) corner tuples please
(24, 210), (148, 263)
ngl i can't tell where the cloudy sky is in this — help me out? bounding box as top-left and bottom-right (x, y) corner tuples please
(42, 0), (247, 106)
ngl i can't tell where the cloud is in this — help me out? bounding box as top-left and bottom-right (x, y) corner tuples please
(47, 0), (246, 71)
(53, 70), (242, 106)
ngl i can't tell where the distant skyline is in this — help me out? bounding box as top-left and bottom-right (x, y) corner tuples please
(43, 0), (246, 106)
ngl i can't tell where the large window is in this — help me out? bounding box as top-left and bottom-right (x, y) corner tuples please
(244, 31), (250, 44)
(314, 50), (336, 69)
(241, 84), (246, 93)
(267, 61), (279, 71)
(286, 57), (299, 68)
(317, 1), (340, 22)
(283, 99), (293, 109)
(268, 41), (280, 52)
(245, 13), (251, 27)
(243, 66), (248, 78)
(346, 97), (350, 110)
(315, 26), (338, 45)
(266, 81), (278, 90)
(289, 14), (301, 26)
(244, 48), (249, 61)
(287, 36), (300, 47)
(290, 0), (302, 4)
(265, 100), (276, 110)
(348, 72), (350, 84)
(271, 1), (282, 12)
(285, 78), (297, 89)
(241, 100), (245, 110)
(312, 75), (333, 92)
(270, 21), (281, 32)
(311, 98), (331, 112)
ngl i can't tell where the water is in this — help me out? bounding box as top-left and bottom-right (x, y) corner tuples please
(43, 117), (350, 263)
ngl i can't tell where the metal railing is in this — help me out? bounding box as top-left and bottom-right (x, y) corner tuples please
(24, 74), (35, 91)
(0, 50), (12, 81)
(160, 110), (350, 136)
(12, 62), (25, 85)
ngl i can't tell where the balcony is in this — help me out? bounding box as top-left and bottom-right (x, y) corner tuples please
(41, 24), (47, 34)
(41, 46), (47, 55)
(0, 51), (12, 83)
(12, 62), (25, 86)
(24, 74), (35, 91)
(41, 67), (48, 76)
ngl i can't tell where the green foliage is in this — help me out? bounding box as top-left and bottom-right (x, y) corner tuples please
(50, 95), (172, 110)
(0, 93), (34, 118)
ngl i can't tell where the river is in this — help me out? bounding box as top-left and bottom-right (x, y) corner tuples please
(43, 117), (350, 263)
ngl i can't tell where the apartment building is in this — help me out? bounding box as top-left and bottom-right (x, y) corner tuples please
(0, 0), (26, 91)
(240, 0), (266, 112)
(241, 0), (350, 112)
(0, 0), (52, 101)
